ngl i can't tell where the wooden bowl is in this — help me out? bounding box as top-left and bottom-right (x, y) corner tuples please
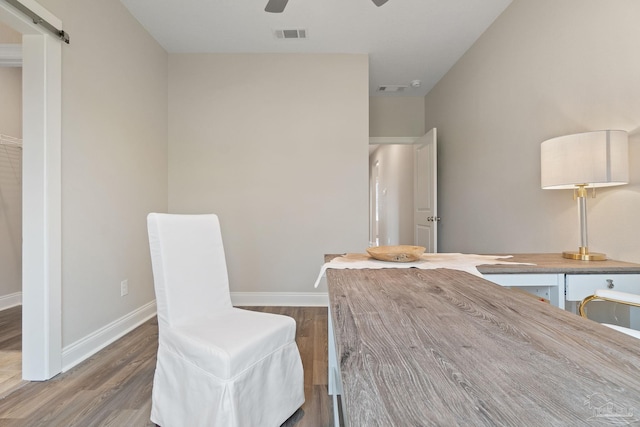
(366, 245), (426, 262)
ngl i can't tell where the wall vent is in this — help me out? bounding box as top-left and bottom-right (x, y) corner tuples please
(377, 85), (408, 93)
(274, 29), (307, 39)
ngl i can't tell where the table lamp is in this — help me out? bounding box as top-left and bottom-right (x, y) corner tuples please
(541, 130), (629, 261)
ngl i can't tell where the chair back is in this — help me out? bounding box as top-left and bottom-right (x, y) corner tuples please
(147, 213), (233, 327)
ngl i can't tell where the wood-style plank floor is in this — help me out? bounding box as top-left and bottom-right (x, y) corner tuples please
(0, 306), (24, 398)
(0, 306), (332, 426)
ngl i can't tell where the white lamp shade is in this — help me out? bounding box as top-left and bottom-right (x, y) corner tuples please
(541, 130), (629, 189)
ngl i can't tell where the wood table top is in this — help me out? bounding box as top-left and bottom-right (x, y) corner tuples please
(477, 253), (640, 274)
(327, 266), (640, 426)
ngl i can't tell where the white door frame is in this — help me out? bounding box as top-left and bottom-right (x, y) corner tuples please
(0, 0), (62, 380)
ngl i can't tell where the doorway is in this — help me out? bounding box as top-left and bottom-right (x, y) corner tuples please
(0, 21), (23, 391)
(369, 142), (415, 246)
(369, 130), (438, 251)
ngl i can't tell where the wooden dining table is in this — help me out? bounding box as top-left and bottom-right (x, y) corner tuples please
(326, 264), (640, 426)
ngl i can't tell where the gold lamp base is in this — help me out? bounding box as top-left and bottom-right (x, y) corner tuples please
(562, 247), (607, 261)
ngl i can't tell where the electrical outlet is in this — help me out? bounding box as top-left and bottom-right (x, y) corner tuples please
(121, 279), (129, 297)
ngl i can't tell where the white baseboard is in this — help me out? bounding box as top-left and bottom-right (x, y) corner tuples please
(0, 292), (21, 310)
(231, 292), (329, 307)
(61, 300), (157, 372)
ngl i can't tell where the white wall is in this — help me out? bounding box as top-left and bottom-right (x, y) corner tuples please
(36, 0), (168, 347)
(0, 20), (21, 43)
(168, 53), (369, 295)
(0, 68), (21, 137)
(369, 144), (414, 245)
(370, 97), (425, 137)
(425, 0), (640, 263)
(0, 137), (21, 300)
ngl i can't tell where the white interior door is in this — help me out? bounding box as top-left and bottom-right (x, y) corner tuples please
(414, 128), (437, 252)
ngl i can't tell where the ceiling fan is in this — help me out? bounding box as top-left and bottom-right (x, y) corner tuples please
(265, 0), (388, 13)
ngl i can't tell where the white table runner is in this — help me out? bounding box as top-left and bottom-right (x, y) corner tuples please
(314, 253), (535, 288)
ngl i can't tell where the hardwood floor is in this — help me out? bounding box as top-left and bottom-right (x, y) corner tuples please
(0, 306), (21, 352)
(0, 306), (332, 427)
(0, 306), (24, 399)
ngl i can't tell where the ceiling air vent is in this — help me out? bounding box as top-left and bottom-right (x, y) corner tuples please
(274, 29), (307, 39)
(377, 85), (408, 93)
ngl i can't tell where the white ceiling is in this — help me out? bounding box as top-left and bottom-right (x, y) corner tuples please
(120, 0), (512, 97)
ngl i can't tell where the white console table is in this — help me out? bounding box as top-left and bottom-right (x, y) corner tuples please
(478, 253), (640, 312)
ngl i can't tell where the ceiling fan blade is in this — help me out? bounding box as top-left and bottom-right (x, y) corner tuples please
(265, 0), (289, 13)
(372, 0), (388, 6)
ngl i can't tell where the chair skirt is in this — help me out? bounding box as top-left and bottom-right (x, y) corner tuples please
(150, 340), (304, 426)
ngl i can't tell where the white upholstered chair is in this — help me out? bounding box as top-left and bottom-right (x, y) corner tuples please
(579, 289), (640, 339)
(147, 213), (305, 427)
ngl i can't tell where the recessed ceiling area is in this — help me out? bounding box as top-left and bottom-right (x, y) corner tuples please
(120, 0), (512, 97)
